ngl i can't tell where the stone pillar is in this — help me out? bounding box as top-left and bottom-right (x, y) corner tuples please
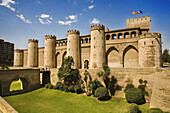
(67, 30), (81, 68)
(27, 39), (38, 67)
(90, 24), (106, 68)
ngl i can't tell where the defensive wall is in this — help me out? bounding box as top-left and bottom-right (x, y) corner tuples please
(0, 69), (40, 96)
(50, 67), (170, 112)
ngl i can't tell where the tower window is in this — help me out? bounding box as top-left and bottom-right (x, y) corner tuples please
(94, 46), (95, 49)
(144, 42), (146, 45)
(94, 37), (95, 40)
(152, 41), (153, 44)
(69, 48), (70, 51)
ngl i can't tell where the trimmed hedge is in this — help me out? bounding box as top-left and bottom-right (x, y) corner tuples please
(124, 83), (134, 93)
(147, 108), (163, 113)
(129, 103), (139, 113)
(125, 88), (145, 104)
(74, 85), (84, 94)
(95, 87), (109, 100)
(67, 85), (75, 93)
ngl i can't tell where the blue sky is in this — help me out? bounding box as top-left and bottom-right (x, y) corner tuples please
(0, 0), (170, 51)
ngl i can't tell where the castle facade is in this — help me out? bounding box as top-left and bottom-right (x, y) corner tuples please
(14, 16), (162, 69)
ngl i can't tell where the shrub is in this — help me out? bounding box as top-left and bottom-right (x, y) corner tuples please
(129, 103), (139, 113)
(124, 83), (134, 93)
(125, 88), (145, 104)
(45, 84), (49, 88)
(48, 84), (53, 89)
(116, 85), (123, 91)
(60, 84), (64, 91)
(147, 108), (163, 113)
(56, 82), (62, 90)
(138, 85), (149, 96)
(63, 85), (69, 92)
(95, 87), (109, 100)
(53, 85), (58, 89)
(74, 85), (84, 94)
(67, 85), (75, 93)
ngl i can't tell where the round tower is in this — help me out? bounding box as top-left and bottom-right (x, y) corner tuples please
(44, 35), (56, 68)
(90, 24), (106, 68)
(14, 49), (23, 67)
(67, 30), (81, 68)
(27, 39), (38, 67)
(138, 33), (162, 68)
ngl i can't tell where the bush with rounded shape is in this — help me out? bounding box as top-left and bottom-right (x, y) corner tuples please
(53, 85), (58, 89)
(74, 85), (84, 94)
(63, 85), (69, 92)
(48, 84), (53, 89)
(67, 85), (75, 93)
(95, 87), (109, 100)
(124, 83), (134, 93)
(129, 103), (139, 113)
(45, 84), (49, 88)
(147, 108), (163, 113)
(125, 88), (145, 104)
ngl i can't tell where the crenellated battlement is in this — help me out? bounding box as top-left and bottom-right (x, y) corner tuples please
(45, 35), (56, 39)
(67, 30), (80, 35)
(153, 32), (161, 38)
(126, 16), (150, 23)
(126, 16), (150, 32)
(14, 49), (23, 53)
(28, 39), (38, 43)
(90, 24), (105, 31)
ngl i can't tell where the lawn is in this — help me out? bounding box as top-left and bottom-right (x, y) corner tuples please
(4, 88), (149, 113)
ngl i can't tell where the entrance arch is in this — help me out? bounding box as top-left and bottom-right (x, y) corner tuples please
(84, 60), (89, 69)
(123, 45), (138, 68)
(55, 52), (60, 68)
(106, 47), (121, 67)
(62, 51), (67, 62)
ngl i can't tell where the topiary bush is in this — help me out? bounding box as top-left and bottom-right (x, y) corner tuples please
(67, 85), (75, 93)
(74, 85), (84, 94)
(56, 82), (62, 90)
(94, 87), (109, 100)
(53, 85), (58, 89)
(124, 83), (134, 93)
(63, 85), (69, 92)
(147, 108), (163, 113)
(129, 103), (139, 113)
(48, 83), (53, 89)
(125, 88), (145, 104)
(45, 84), (49, 88)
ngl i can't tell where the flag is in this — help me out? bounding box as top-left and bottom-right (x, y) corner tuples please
(136, 11), (140, 14)
(140, 10), (143, 14)
(132, 12), (136, 14)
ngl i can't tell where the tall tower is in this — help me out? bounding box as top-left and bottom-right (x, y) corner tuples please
(44, 35), (56, 68)
(90, 24), (106, 68)
(138, 33), (162, 68)
(67, 30), (81, 68)
(14, 49), (23, 67)
(27, 39), (38, 67)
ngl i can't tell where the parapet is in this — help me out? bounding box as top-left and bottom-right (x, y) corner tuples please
(45, 35), (56, 39)
(153, 32), (161, 38)
(28, 39), (38, 43)
(91, 24), (105, 31)
(105, 27), (109, 32)
(126, 16), (150, 23)
(14, 49), (23, 53)
(67, 30), (80, 35)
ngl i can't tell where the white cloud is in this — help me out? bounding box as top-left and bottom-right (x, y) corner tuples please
(90, 18), (100, 24)
(58, 19), (77, 26)
(91, 0), (94, 3)
(88, 4), (95, 9)
(41, 14), (49, 18)
(38, 18), (51, 24)
(16, 14), (32, 24)
(35, 0), (41, 4)
(68, 15), (77, 20)
(0, 0), (16, 11)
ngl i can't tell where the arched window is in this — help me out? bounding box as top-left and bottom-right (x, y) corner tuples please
(81, 39), (84, 44)
(89, 38), (91, 43)
(131, 31), (136, 38)
(124, 32), (129, 38)
(84, 60), (89, 69)
(118, 33), (123, 39)
(112, 34), (116, 39)
(106, 35), (110, 40)
(85, 38), (88, 43)
(63, 41), (65, 45)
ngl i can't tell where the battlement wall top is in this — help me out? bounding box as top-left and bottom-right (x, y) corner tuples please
(139, 32), (161, 39)
(28, 39), (38, 43)
(90, 24), (105, 31)
(126, 16), (150, 23)
(153, 32), (161, 38)
(67, 30), (80, 35)
(14, 49), (23, 53)
(45, 35), (56, 39)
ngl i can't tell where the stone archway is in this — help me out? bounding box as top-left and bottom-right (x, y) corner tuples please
(123, 45), (138, 68)
(62, 51), (67, 62)
(55, 52), (60, 68)
(84, 60), (89, 69)
(106, 47), (121, 68)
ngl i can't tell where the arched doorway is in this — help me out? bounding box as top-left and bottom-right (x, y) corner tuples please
(84, 60), (89, 69)
(106, 47), (121, 68)
(123, 45), (138, 68)
(55, 52), (60, 68)
(62, 51), (67, 62)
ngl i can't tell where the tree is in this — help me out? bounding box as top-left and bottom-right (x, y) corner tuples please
(57, 56), (81, 85)
(162, 49), (170, 63)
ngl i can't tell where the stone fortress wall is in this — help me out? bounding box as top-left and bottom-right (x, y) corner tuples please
(13, 16), (162, 69)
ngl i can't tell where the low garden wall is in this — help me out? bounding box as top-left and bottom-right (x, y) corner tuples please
(0, 96), (18, 113)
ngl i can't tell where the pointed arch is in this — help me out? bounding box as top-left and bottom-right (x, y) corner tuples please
(106, 47), (121, 68)
(123, 45), (139, 68)
(62, 51), (67, 62)
(55, 52), (60, 68)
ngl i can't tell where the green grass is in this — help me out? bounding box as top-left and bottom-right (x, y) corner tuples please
(4, 88), (149, 113)
(10, 79), (22, 91)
